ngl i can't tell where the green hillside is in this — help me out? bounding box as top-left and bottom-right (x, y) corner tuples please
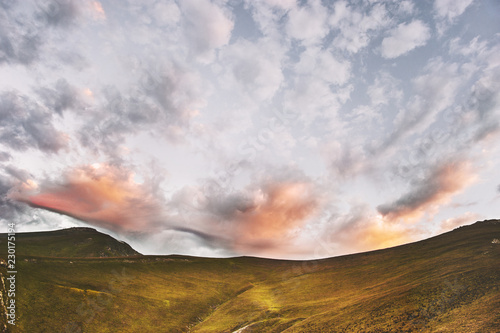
(0, 220), (499, 332)
(0, 227), (140, 258)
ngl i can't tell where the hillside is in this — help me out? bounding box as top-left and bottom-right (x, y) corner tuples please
(0, 227), (141, 258)
(0, 220), (499, 332)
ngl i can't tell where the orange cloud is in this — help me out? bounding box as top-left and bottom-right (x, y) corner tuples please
(90, 1), (106, 20)
(11, 164), (164, 232)
(378, 160), (477, 223)
(232, 181), (321, 253)
(317, 205), (414, 258)
(440, 212), (482, 232)
(353, 217), (411, 251)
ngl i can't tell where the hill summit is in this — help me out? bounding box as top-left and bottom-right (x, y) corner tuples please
(0, 227), (141, 258)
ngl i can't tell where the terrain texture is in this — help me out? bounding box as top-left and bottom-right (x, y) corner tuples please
(0, 220), (499, 332)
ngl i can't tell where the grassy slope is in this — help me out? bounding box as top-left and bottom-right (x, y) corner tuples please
(0, 220), (499, 332)
(0, 227), (140, 258)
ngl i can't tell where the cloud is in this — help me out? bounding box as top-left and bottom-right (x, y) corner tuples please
(140, 62), (205, 124)
(282, 74), (352, 130)
(317, 204), (413, 257)
(294, 46), (351, 86)
(375, 58), (462, 155)
(0, 166), (33, 223)
(434, 0), (474, 21)
(367, 72), (403, 106)
(439, 212), (482, 232)
(0, 91), (68, 153)
(232, 181), (320, 252)
(468, 65), (500, 143)
(37, 0), (79, 27)
(171, 174), (325, 257)
(220, 37), (285, 101)
(243, 0), (293, 38)
(36, 79), (85, 115)
(88, 1), (105, 21)
(286, 0), (329, 43)
(79, 61), (206, 158)
(0, 152), (11, 162)
(330, 1), (390, 53)
(323, 140), (368, 179)
(377, 159), (477, 223)
(10, 164), (167, 233)
(0, 0), (82, 65)
(0, 4), (41, 65)
(180, 0), (234, 62)
(380, 20), (431, 58)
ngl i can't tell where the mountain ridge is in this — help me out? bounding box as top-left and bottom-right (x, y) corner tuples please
(0, 226), (141, 258)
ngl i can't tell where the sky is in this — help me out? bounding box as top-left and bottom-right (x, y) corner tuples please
(1, 0), (499, 259)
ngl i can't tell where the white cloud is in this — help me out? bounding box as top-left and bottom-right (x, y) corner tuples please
(295, 47), (351, 86)
(449, 36), (488, 58)
(434, 0), (475, 21)
(380, 20), (431, 58)
(181, 0), (234, 62)
(244, 0), (292, 37)
(260, 0), (295, 10)
(151, 1), (181, 27)
(330, 2), (390, 53)
(391, 59), (462, 141)
(368, 72), (403, 106)
(286, 0), (329, 42)
(397, 1), (415, 15)
(220, 37), (285, 102)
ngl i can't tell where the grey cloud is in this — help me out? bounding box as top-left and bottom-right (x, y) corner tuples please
(385, 66), (500, 186)
(467, 68), (500, 143)
(57, 51), (88, 70)
(0, 169), (29, 222)
(172, 227), (224, 245)
(36, 0), (79, 27)
(77, 88), (162, 160)
(0, 166), (82, 231)
(140, 63), (205, 125)
(205, 192), (254, 220)
(375, 60), (461, 155)
(79, 62), (206, 159)
(333, 203), (370, 234)
(473, 122), (499, 142)
(330, 144), (369, 179)
(141, 70), (188, 120)
(0, 6), (41, 65)
(0, 152), (11, 162)
(0, 91), (67, 153)
(4, 165), (32, 183)
(377, 159), (475, 222)
(36, 78), (84, 114)
(0, 0), (80, 66)
(167, 182), (254, 223)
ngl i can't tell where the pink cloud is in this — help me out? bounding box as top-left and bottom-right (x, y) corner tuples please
(11, 164), (165, 232)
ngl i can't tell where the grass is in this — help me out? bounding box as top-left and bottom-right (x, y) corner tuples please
(0, 220), (499, 332)
(0, 227), (140, 258)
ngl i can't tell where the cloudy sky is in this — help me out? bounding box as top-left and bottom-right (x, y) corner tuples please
(1, 0), (499, 259)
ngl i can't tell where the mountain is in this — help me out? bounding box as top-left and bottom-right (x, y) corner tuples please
(0, 220), (499, 332)
(0, 227), (141, 258)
